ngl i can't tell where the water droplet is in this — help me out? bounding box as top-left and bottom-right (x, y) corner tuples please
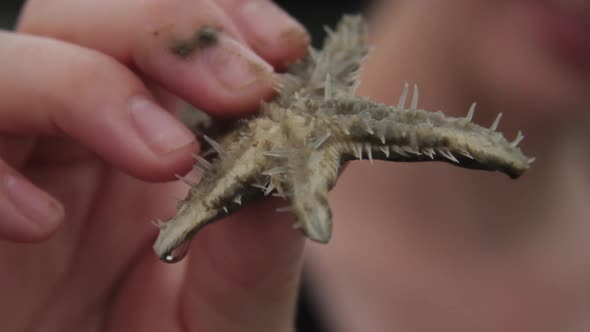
(160, 239), (191, 263)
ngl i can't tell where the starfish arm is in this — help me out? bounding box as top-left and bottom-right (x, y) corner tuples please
(311, 15), (368, 93)
(275, 15), (369, 107)
(153, 117), (282, 262)
(315, 97), (533, 178)
(284, 143), (341, 243)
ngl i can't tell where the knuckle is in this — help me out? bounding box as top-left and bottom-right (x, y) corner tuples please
(48, 45), (144, 127)
(139, 0), (206, 26)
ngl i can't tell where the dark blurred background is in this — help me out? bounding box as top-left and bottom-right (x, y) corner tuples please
(0, 0), (368, 46)
(0, 0), (23, 28)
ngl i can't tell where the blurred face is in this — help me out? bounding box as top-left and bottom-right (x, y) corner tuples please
(444, 0), (590, 117)
(378, 0), (590, 124)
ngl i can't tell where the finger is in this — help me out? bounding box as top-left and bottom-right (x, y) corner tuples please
(18, 0), (308, 116)
(215, 0), (310, 69)
(0, 32), (198, 181)
(182, 199), (305, 332)
(0, 159), (64, 242)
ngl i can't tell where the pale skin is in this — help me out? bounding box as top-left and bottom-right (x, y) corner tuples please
(0, 0), (310, 331)
(2, 1), (590, 332)
(306, 0), (590, 331)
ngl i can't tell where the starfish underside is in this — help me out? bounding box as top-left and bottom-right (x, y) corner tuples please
(153, 15), (533, 263)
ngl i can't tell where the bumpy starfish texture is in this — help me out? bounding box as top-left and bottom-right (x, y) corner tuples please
(153, 15), (533, 263)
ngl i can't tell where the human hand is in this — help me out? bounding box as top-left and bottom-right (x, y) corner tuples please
(1, 1), (309, 331)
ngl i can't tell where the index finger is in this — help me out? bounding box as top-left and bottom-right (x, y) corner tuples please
(19, 0), (310, 116)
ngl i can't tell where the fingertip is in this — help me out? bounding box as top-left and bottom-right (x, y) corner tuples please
(129, 139), (200, 182)
(64, 87), (200, 182)
(220, 0), (311, 69)
(0, 171), (65, 243)
(136, 27), (277, 117)
(120, 95), (200, 181)
(127, 95), (197, 152)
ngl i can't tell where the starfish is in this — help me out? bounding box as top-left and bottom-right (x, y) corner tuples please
(153, 15), (533, 263)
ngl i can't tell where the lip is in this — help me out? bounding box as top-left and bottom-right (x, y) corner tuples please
(527, 0), (590, 67)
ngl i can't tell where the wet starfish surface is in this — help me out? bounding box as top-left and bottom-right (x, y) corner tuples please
(153, 15), (533, 263)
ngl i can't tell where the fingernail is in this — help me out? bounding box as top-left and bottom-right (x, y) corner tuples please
(240, 1), (310, 51)
(202, 34), (274, 91)
(129, 96), (196, 154)
(3, 174), (64, 227)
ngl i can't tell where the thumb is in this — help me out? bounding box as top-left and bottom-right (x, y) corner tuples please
(107, 199), (305, 332)
(182, 199), (305, 332)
